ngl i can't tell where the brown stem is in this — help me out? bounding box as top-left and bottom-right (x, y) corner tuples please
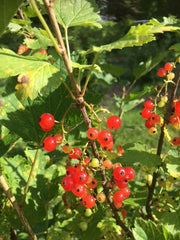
(146, 66), (180, 220)
(42, 1), (134, 237)
(0, 172), (37, 240)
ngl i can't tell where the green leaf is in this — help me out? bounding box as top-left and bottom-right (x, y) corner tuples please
(100, 64), (126, 77)
(166, 153), (180, 178)
(159, 210), (180, 234)
(85, 19), (180, 54)
(120, 143), (161, 171)
(0, 0), (23, 36)
(133, 51), (168, 80)
(133, 218), (177, 240)
(54, 0), (102, 29)
(0, 49), (60, 100)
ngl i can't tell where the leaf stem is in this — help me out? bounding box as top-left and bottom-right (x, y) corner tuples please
(29, 0), (62, 54)
(64, 27), (71, 62)
(21, 149), (39, 208)
(81, 52), (100, 96)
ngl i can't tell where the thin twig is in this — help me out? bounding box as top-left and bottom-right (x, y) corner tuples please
(0, 172), (37, 240)
(146, 66), (180, 220)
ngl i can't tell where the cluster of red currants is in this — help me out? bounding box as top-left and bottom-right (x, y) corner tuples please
(157, 62), (175, 80)
(17, 44), (47, 55)
(169, 98), (180, 145)
(140, 100), (161, 135)
(39, 113), (63, 151)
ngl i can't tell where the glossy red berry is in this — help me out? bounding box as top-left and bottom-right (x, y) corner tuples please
(66, 166), (76, 177)
(115, 180), (128, 188)
(124, 167), (135, 181)
(113, 167), (126, 181)
(171, 137), (180, 146)
(140, 108), (152, 119)
(107, 115), (121, 130)
(43, 136), (56, 151)
(145, 119), (154, 129)
(39, 113), (55, 131)
(113, 191), (124, 203)
(73, 171), (88, 184)
(121, 187), (130, 199)
(69, 147), (82, 159)
(83, 195), (95, 208)
(53, 133), (63, 145)
(86, 178), (97, 189)
(149, 113), (161, 124)
(164, 62), (174, 71)
(144, 101), (154, 110)
(97, 130), (113, 146)
(103, 159), (113, 169)
(87, 127), (99, 140)
(61, 176), (74, 191)
(157, 68), (166, 77)
(72, 184), (87, 198)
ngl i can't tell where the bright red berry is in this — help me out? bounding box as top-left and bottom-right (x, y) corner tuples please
(124, 167), (135, 181)
(86, 178), (97, 189)
(113, 191), (124, 203)
(103, 159), (113, 169)
(157, 68), (166, 77)
(72, 184), (87, 198)
(73, 170), (88, 184)
(87, 127), (99, 140)
(39, 113), (55, 131)
(43, 136), (56, 151)
(97, 130), (113, 146)
(83, 195), (95, 208)
(144, 101), (154, 110)
(164, 62), (174, 71)
(17, 45), (29, 54)
(149, 113), (161, 124)
(121, 187), (130, 199)
(171, 137), (180, 146)
(69, 147), (82, 159)
(61, 176), (74, 191)
(113, 167), (126, 181)
(107, 115), (121, 130)
(36, 49), (47, 54)
(115, 180), (128, 188)
(66, 166), (76, 177)
(140, 108), (152, 119)
(145, 119), (154, 129)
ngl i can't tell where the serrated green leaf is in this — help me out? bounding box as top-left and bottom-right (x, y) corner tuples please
(120, 143), (161, 170)
(54, 0), (102, 29)
(0, 48), (60, 100)
(0, 0), (23, 36)
(159, 210), (180, 234)
(85, 19), (180, 54)
(133, 51), (168, 80)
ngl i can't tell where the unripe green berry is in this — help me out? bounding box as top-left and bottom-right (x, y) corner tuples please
(90, 158), (99, 168)
(84, 208), (93, 217)
(79, 222), (88, 231)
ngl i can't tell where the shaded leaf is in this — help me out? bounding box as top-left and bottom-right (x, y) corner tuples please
(72, 61), (101, 72)
(0, 0), (23, 36)
(54, 0), (102, 29)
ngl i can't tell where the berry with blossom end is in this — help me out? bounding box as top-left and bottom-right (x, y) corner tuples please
(113, 167), (126, 181)
(97, 130), (113, 146)
(107, 115), (121, 130)
(87, 127), (99, 140)
(83, 195), (95, 208)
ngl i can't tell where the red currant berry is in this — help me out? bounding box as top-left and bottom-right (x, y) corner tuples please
(69, 147), (82, 159)
(157, 68), (166, 77)
(175, 101), (180, 114)
(113, 191), (124, 203)
(53, 133), (63, 145)
(83, 195), (95, 208)
(62, 143), (72, 153)
(171, 137), (180, 146)
(121, 209), (127, 221)
(124, 167), (135, 181)
(75, 164), (86, 172)
(101, 141), (114, 151)
(114, 201), (122, 209)
(72, 184), (87, 198)
(73, 171), (88, 184)
(140, 108), (152, 119)
(164, 62), (174, 71)
(84, 158), (91, 165)
(145, 119), (154, 129)
(36, 49), (47, 54)
(121, 187), (130, 199)
(113, 167), (126, 181)
(87, 127), (99, 140)
(43, 136), (56, 151)
(97, 130), (113, 146)
(149, 113), (161, 124)
(66, 166), (76, 177)
(107, 115), (121, 130)
(86, 178), (97, 189)
(115, 180), (128, 188)
(144, 101), (154, 110)
(103, 159), (113, 169)
(39, 113), (55, 131)
(61, 176), (74, 191)
(96, 192), (106, 203)
(17, 45), (29, 54)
